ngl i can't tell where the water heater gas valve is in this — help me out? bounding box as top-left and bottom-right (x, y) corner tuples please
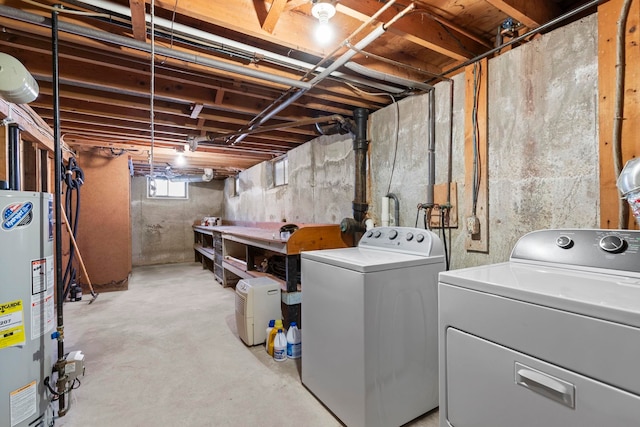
(64, 350), (86, 382)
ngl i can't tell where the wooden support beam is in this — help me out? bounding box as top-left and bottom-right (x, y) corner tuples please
(129, 0), (148, 42)
(598, 0), (640, 229)
(262, 0), (288, 33)
(338, 0), (487, 61)
(485, 0), (560, 29)
(464, 58), (488, 252)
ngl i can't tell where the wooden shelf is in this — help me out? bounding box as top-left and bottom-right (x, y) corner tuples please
(194, 244), (215, 260)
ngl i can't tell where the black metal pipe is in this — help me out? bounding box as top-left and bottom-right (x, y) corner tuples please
(7, 123), (20, 190)
(352, 108), (369, 224)
(52, 7), (66, 416)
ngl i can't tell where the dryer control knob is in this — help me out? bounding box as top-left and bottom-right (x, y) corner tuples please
(599, 235), (625, 253)
(406, 232), (414, 241)
(388, 230), (398, 240)
(556, 235), (573, 249)
(416, 234), (425, 243)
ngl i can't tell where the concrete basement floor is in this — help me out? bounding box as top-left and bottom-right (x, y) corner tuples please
(56, 263), (440, 427)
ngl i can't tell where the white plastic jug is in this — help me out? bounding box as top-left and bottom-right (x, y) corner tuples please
(286, 322), (301, 359)
(273, 329), (287, 362)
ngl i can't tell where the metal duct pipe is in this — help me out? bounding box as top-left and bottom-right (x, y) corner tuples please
(386, 192), (400, 226)
(353, 108), (369, 223)
(426, 88), (436, 206)
(0, 5), (312, 90)
(7, 123), (20, 190)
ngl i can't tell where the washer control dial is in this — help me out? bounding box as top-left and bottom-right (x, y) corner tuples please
(388, 230), (398, 240)
(599, 235), (625, 253)
(416, 234), (425, 243)
(366, 231), (373, 238)
(556, 235), (573, 249)
(374, 231), (382, 238)
(406, 232), (414, 241)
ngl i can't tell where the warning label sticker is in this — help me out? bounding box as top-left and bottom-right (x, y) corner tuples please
(10, 380), (36, 427)
(0, 300), (26, 350)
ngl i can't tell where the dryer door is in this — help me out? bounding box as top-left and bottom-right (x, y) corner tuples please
(445, 328), (640, 427)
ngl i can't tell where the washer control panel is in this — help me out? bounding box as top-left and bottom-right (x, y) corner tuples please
(511, 229), (640, 273)
(359, 226), (443, 256)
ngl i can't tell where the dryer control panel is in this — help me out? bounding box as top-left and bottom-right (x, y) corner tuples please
(510, 229), (640, 274)
(359, 226), (444, 256)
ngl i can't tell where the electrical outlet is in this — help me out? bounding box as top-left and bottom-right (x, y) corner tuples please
(466, 215), (480, 235)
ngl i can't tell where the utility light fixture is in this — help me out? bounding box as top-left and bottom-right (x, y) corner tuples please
(311, 0), (336, 45)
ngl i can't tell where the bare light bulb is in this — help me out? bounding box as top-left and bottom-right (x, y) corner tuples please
(315, 22), (335, 45)
(312, 1), (336, 45)
(175, 151), (186, 166)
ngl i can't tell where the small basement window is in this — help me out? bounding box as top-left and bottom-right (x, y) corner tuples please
(274, 155), (288, 187)
(147, 177), (188, 199)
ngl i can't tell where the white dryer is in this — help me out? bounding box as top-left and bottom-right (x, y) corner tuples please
(301, 227), (444, 427)
(439, 229), (640, 427)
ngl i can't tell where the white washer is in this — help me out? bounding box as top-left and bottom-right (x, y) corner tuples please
(301, 226), (445, 427)
(439, 229), (640, 427)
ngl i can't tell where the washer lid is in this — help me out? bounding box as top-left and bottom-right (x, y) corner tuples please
(302, 247), (444, 273)
(439, 263), (640, 329)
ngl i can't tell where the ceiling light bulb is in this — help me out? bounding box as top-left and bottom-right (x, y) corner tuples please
(314, 22), (335, 45)
(312, 2), (336, 24)
(175, 151), (186, 166)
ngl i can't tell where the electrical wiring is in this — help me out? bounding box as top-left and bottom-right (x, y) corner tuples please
(471, 61), (482, 216)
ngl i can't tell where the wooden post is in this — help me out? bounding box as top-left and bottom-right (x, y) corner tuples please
(598, 0), (640, 229)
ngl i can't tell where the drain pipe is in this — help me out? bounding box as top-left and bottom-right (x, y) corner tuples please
(386, 193), (400, 226)
(341, 108), (369, 234)
(7, 123), (20, 190)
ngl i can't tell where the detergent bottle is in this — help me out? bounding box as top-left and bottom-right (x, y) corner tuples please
(267, 319), (283, 356)
(265, 319), (275, 352)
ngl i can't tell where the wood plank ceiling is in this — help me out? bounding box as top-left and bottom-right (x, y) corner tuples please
(0, 0), (594, 179)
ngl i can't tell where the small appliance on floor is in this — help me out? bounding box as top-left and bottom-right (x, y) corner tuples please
(301, 227), (445, 427)
(235, 277), (281, 346)
(439, 229), (640, 427)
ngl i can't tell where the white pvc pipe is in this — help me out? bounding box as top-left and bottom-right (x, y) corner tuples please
(71, 0), (405, 94)
(381, 196), (390, 227)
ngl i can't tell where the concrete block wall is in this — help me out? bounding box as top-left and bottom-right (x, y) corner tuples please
(131, 177), (225, 266)
(225, 134), (354, 224)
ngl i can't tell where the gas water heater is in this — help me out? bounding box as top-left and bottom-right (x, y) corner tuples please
(0, 191), (55, 427)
